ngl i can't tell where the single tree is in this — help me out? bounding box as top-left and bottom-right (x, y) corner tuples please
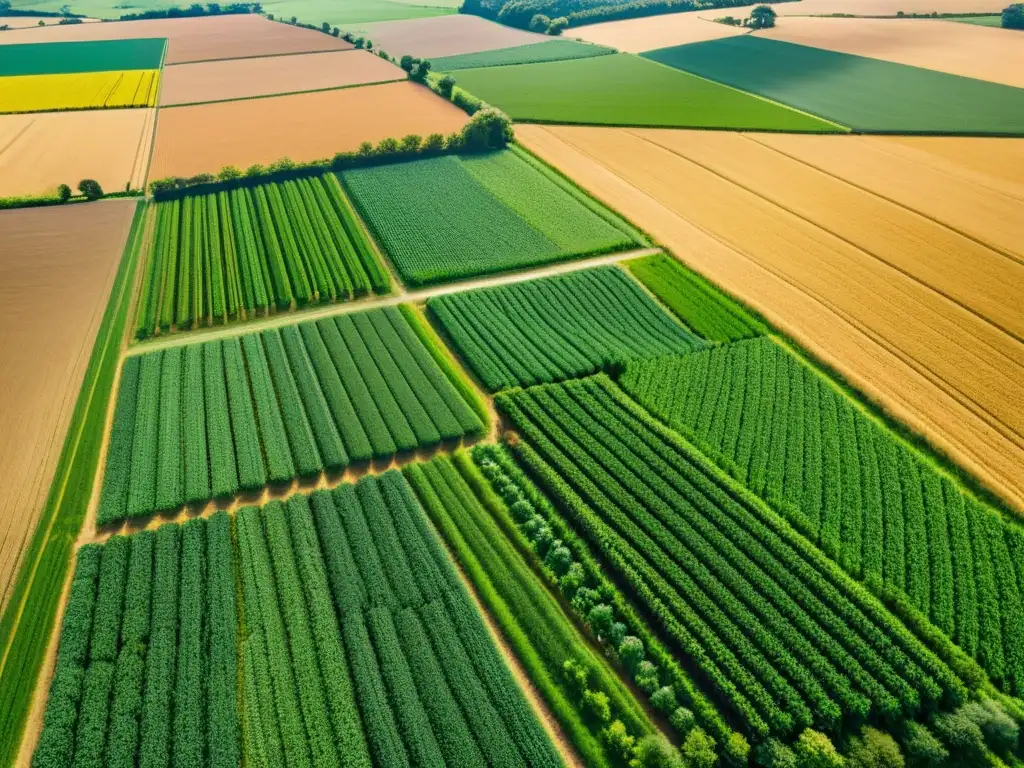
(320, 21), (329, 32)
(56, 184), (72, 202)
(77, 179), (103, 200)
(1003, 3), (1024, 28)
(438, 74), (456, 96)
(59, 3), (71, 16)
(547, 16), (568, 34)
(529, 13), (550, 31)
(749, 4), (777, 28)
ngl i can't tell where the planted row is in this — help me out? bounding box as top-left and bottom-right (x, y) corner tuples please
(621, 338), (1024, 697)
(99, 306), (484, 524)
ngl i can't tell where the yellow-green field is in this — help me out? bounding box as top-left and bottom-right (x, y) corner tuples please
(0, 70), (159, 114)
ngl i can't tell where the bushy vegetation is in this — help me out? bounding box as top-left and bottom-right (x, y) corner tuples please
(428, 267), (704, 391)
(620, 338), (1024, 697)
(135, 175), (388, 337)
(1002, 3), (1023, 28)
(496, 374), (974, 742)
(100, 307), (484, 523)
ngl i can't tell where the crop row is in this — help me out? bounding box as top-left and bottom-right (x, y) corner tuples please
(135, 175), (389, 338)
(35, 473), (561, 767)
(100, 306), (484, 523)
(496, 375), (969, 740)
(429, 267), (705, 391)
(620, 338), (1024, 697)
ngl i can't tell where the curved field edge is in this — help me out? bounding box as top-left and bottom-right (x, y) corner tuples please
(0, 201), (145, 766)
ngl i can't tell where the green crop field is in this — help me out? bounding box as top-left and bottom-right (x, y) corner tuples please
(945, 15), (1005, 26)
(643, 37), (1024, 134)
(428, 267), (705, 391)
(33, 473), (562, 767)
(621, 337), (1024, 697)
(339, 149), (640, 285)
(100, 307), (484, 523)
(432, 39), (615, 71)
(136, 177), (389, 338)
(448, 53), (844, 131)
(0, 38), (166, 76)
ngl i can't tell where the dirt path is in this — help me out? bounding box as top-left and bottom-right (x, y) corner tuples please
(127, 247), (662, 356)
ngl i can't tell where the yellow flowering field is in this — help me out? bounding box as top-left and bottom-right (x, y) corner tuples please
(0, 69), (159, 113)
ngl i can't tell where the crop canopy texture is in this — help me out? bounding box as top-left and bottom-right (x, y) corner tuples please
(432, 38), (615, 71)
(0, 70), (159, 113)
(450, 53), (843, 131)
(0, 38), (166, 76)
(643, 37), (1024, 135)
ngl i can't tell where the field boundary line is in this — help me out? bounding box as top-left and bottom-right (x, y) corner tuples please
(165, 44), (359, 67)
(159, 76), (405, 109)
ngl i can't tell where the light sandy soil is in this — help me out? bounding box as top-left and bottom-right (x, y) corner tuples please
(148, 80), (467, 180)
(0, 107), (154, 196)
(758, 17), (1024, 87)
(360, 14), (547, 60)
(0, 199), (136, 611)
(159, 49), (403, 106)
(517, 123), (1024, 513)
(0, 14), (351, 64)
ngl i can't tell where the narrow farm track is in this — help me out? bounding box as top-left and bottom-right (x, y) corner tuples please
(126, 246), (662, 355)
(516, 124), (1024, 512)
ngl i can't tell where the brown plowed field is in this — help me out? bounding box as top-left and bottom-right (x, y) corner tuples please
(0, 107), (155, 197)
(361, 14), (547, 60)
(517, 123), (1024, 511)
(0, 14), (351, 64)
(0, 200), (136, 609)
(148, 81), (467, 180)
(159, 49), (403, 106)
(759, 17), (1024, 87)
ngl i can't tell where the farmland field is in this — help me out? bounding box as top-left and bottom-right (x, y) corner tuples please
(643, 37), (1024, 133)
(134, 176), (390, 337)
(339, 148), (641, 285)
(0, 108), (155, 196)
(450, 54), (844, 130)
(621, 338), (1024, 695)
(159, 49), (404, 106)
(358, 14), (547, 60)
(427, 267), (705, 390)
(35, 474), (563, 766)
(431, 39), (614, 71)
(0, 69), (158, 113)
(516, 124), (1024, 511)
(148, 81), (467, 180)
(0, 38), (165, 76)
(100, 307), (485, 522)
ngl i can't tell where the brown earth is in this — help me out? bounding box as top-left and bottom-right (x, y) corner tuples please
(359, 14), (547, 60)
(516, 123), (1024, 512)
(0, 199), (137, 610)
(148, 80), (467, 180)
(0, 14), (351, 64)
(0, 108), (155, 197)
(758, 17), (1024, 87)
(159, 49), (403, 106)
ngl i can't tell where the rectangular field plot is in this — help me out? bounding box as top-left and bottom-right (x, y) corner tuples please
(621, 338), (1024, 696)
(100, 307), (485, 523)
(497, 375), (972, 739)
(428, 267), (705, 391)
(148, 81), (467, 181)
(0, 38), (165, 76)
(35, 474), (562, 766)
(359, 14), (547, 61)
(643, 37), (1024, 134)
(0, 69), (158, 113)
(431, 39), (614, 71)
(339, 148), (642, 286)
(449, 54), (843, 131)
(159, 49), (403, 106)
(135, 176), (390, 338)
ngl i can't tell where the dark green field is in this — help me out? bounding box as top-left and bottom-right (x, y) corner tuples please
(642, 36), (1024, 134)
(432, 38), (614, 71)
(0, 38), (166, 76)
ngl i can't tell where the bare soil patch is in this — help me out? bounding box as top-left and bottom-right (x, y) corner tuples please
(361, 14), (546, 60)
(0, 14), (351, 64)
(0, 199), (137, 610)
(0, 107), (154, 196)
(148, 80), (466, 180)
(517, 123), (1024, 512)
(159, 49), (402, 105)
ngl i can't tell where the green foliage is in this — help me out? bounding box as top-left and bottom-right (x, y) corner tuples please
(77, 178), (103, 200)
(429, 267), (704, 391)
(431, 39), (614, 71)
(846, 727), (904, 768)
(681, 727), (718, 768)
(460, 106), (514, 150)
(748, 4), (776, 27)
(1002, 3), (1024, 28)
(793, 729), (843, 768)
(56, 183), (71, 201)
(901, 722), (948, 767)
(634, 734), (684, 768)
(931, 709), (986, 766)
(959, 699), (1019, 757)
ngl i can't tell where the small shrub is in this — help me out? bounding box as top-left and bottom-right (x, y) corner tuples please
(438, 74), (456, 97)
(793, 729), (843, 768)
(217, 165), (241, 181)
(587, 603), (613, 636)
(460, 107), (514, 151)
(681, 727), (717, 768)
(634, 734), (684, 768)
(529, 12), (550, 31)
(618, 636), (644, 673)
(757, 738), (798, 768)
(602, 720), (636, 761)
(559, 562), (585, 596)
(649, 686), (677, 715)
(669, 707), (694, 735)
(634, 660), (659, 694)
(509, 499), (534, 522)
(932, 709), (986, 766)
(545, 544), (572, 575)
(547, 16), (567, 33)
(77, 178), (103, 200)
(846, 727), (904, 768)
(901, 722), (948, 768)
(583, 689), (611, 723)
(56, 184), (72, 202)
(1003, 3), (1024, 29)
(960, 699), (1018, 757)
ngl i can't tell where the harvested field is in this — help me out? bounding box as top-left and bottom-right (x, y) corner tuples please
(0, 69), (158, 113)
(0, 199), (137, 609)
(148, 81), (467, 181)
(516, 123), (1024, 511)
(0, 107), (154, 196)
(0, 14), (352, 64)
(759, 17), (1024, 88)
(0, 38), (164, 76)
(572, 13), (749, 53)
(359, 14), (546, 60)
(159, 49), (403, 106)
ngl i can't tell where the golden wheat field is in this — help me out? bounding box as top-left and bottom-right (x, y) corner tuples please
(0, 69), (158, 114)
(517, 123), (1024, 511)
